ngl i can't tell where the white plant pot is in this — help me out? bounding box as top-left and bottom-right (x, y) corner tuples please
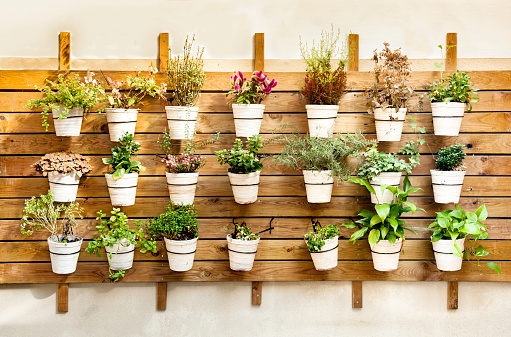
(369, 172), (402, 204)
(165, 106), (199, 140)
(48, 172), (80, 202)
(305, 105), (339, 138)
(431, 102), (466, 136)
(430, 170), (466, 204)
(104, 239), (135, 271)
(303, 170), (334, 203)
(232, 104), (265, 137)
(105, 172), (138, 206)
(164, 237), (198, 272)
(308, 236), (339, 271)
(166, 172), (199, 205)
(228, 171), (260, 204)
(374, 107), (407, 142)
(52, 105), (84, 137)
(226, 235), (260, 271)
(432, 237), (465, 271)
(47, 236), (83, 274)
(371, 239), (403, 271)
(105, 108), (139, 142)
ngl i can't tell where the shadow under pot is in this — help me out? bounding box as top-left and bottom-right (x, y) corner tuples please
(52, 105), (84, 137)
(303, 170), (334, 203)
(105, 172), (139, 206)
(48, 172), (80, 202)
(165, 106), (199, 140)
(105, 108), (139, 142)
(228, 171), (260, 204)
(232, 104), (265, 138)
(369, 172), (402, 204)
(47, 235), (83, 274)
(373, 107), (406, 142)
(305, 105), (339, 138)
(307, 236), (339, 271)
(164, 237), (198, 272)
(430, 170), (466, 204)
(431, 102), (465, 136)
(226, 235), (260, 271)
(432, 237), (465, 271)
(370, 239), (402, 271)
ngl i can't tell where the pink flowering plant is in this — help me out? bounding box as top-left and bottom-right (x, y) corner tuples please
(34, 152), (92, 177)
(227, 71), (277, 104)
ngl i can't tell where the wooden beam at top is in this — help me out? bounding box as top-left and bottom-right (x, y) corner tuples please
(158, 33), (169, 73)
(446, 33), (457, 72)
(58, 32), (71, 71)
(254, 33), (264, 72)
(348, 34), (359, 72)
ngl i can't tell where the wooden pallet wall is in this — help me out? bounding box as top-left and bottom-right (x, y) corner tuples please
(1, 32), (510, 311)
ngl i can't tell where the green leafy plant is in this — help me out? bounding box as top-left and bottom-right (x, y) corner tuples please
(215, 135), (264, 174)
(143, 202), (199, 241)
(429, 204), (500, 274)
(102, 132), (145, 179)
(227, 71), (277, 104)
(342, 175), (422, 246)
(300, 25), (349, 105)
(25, 72), (105, 131)
(230, 222), (259, 241)
(304, 222), (340, 252)
(20, 190), (83, 242)
(33, 152), (92, 177)
(166, 35), (205, 106)
(435, 143), (465, 171)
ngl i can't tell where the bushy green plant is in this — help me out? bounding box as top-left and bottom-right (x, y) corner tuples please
(428, 65), (478, 111)
(215, 135), (264, 174)
(231, 222), (259, 241)
(103, 132), (145, 179)
(227, 71), (277, 104)
(273, 132), (373, 180)
(20, 191), (83, 242)
(304, 222), (340, 252)
(166, 35), (205, 106)
(429, 204), (500, 274)
(144, 202), (199, 241)
(25, 72), (105, 131)
(33, 152), (92, 177)
(435, 143), (465, 171)
(342, 175), (422, 246)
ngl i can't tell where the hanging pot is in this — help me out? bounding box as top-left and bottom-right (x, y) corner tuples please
(226, 235), (260, 271)
(228, 171), (260, 204)
(166, 172), (199, 205)
(164, 237), (198, 272)
(302, 170), (334, 203)
(232, 104), (265, 137)
(369, 172), (402, 204)
(105, 172), (138, 206)
(432, 237), (465, 271)
(430, 170), (466, 204)
(374, 107), (407, 142)
(431, 102), (466, 136)
(308, 236), (339, 271)
(305, 105), (339, 138)
(104, 239), (135, 271)
(105, 108), (139, 142)
(165, 106), (199, 140)
(52, 105), (84, 137)
(371, 239), (402, 271)
(48, 172), (80, 202)
(47, 236), (83, 274)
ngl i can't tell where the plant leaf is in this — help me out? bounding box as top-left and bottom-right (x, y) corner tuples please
(368, 229), (380, 247)
(375, 203), (390, 222)
(486, 262), (501, 275)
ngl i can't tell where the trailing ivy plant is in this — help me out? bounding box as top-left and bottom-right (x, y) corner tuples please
(103, 132), (145, 179)
(215, 135), (264, 174)
(434, 143), (465, 171)
(143, 202), (199, 241)
(231, 222), (259, 241)
(304, 222), (340, 252)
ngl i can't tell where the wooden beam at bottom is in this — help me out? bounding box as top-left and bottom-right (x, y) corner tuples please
(252, 281), (262, 305)
(157, 282), (167, 310)
(448, 281), (459, 310)
(352, 281), (362, 308)
(57, 283), (68, 312)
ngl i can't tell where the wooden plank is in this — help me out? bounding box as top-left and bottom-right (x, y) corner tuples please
(447, 281), (458, 309)
(158, 33), (169, 73)
(57, 283), (69, 312)
(252, 281), (262, 305)
(0, 260), (507, 284)
(157, 282), (167, 310)
(446, 33), (457, 72)
(348, 34), (359, 72)
(58, 32), (71, 71)
(254, 33), (264, 71)
(352, 281), (362, 308)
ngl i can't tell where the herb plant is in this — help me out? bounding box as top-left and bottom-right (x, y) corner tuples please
(33, 152), (92, 177)
(230, 222), (259, 241)
(304, 222), (340, 252)
(103, 132), (145, 179)
(227, 71), (277, 104)
(429, 204), (500, 274)
(215, 135), (264, 174)
(144, 202), (199, 241)
(25, 72), (105, 131)
(435, 143), (465, 171)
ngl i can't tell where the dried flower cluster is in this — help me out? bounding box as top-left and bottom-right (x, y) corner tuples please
(227, 70), (277, 104)
(34, 152), (92, 177)
(162, 153), (206, 173)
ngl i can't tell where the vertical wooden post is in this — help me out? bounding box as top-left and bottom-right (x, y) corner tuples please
(252, 281), (262, 305)
(158, 33), (169, 72)
(352, 281), (363, 308)
(157, 282), (167, 310)
(447, 281), (459, 310)
(58, 32), (71, 71)
(348, 34), (359, 72)
(445, 33), (457, 72)
(57, 283), (69, 312)
(254, 33), (265, 71)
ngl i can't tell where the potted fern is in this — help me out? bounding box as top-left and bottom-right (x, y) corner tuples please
(300, 26), (348, 138)
(431, 143), (466, 204)
(227, 70), (277, 137)
(33, 152), (92, 202)
(304, 221), (340, 271)
(20, 191), (84, 274)
(103, 132), (145, 206)
(165, 35), (205, 140)
(227, 221), (260, 271)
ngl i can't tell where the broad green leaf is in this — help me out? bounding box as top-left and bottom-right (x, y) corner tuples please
(486, 262), (501, 275)
(403, 174), (412, 192)
(130, 161), (141, 167)
(341, 222), (358, 229)
(388, 218), (398, 232)
(475, 205), (488, 221)
(387, 232), (397, 245)
(112, 168), (125, 180)
(464, 222), (481, 235)
(375, 204), (390, 222)
(368, 229), (381, 247)
(350, 227), (368, 243)
(102, 158), (112, 165)
(449, 232), (459, 241)
(358, 209), (374, 219)
(370, 214), (382, 227)
(437, 217), (449, 228)
(403, 202), (417, 214)
(380, 226), (388, 239)
(450, 243), (463, 259)
(348, 177), (376, 195)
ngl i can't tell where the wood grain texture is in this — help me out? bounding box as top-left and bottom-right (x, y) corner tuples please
(57, 283), (69, 312)
(254, 33), (264, 72)
(252, 281), (262, 305)
(348, 34), (359, 72)
(157, 282), (167, 310)
(352, 281), (362, 308)
(158, 33), (169, 73)
(446, 33), (457, 72)
(447, 281), (458, 309)
(58, 32), (70, 71)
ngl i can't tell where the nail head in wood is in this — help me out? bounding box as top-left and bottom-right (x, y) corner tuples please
(57, 283), (69, 313)
(157, 282), (167, 310)
(252, 281), (262, 305)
